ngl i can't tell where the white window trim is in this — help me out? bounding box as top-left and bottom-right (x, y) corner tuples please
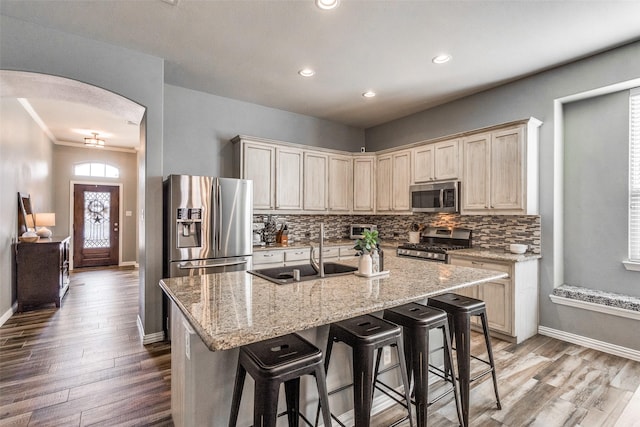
(627, 87), (640, 271)
(552, 78), (640, 286)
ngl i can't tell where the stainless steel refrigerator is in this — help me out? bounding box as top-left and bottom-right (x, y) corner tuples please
(163, 175), (253, 278)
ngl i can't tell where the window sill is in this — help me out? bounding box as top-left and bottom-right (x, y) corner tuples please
(623, 260), (640, 271)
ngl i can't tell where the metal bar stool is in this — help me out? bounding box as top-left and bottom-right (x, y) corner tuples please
(318, 314), (414, 427)
(375, 302), (464, 427)
(229, 333), (332, 427)
(427, 293), (501, 427)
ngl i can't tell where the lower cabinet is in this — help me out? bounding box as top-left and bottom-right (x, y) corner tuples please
(449, 255), (538, 344)
(16, 236), (71, 311)
(253, 244), (354, 268)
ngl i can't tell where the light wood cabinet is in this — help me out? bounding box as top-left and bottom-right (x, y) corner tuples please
(449, 255), (538, 343)
(303, 152), (328, 211)
(461, 119), (541, 214)
(328, 155), (352, 212)
(413, 139), (459, 183)
(376, 150), (411, 212)
(275, 147), (303, 210)
(353, 156), (375, 213)
(239, 142), (275, 210)
(16, 236), (70, 311)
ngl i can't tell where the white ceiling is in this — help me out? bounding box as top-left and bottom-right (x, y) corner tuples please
(2, 0), (640, 149)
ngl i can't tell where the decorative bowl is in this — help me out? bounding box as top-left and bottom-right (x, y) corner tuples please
(19, 236), (39, 243)
(509, 244), (528, 254)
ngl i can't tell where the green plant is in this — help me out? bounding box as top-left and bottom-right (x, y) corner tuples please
(353, 230), (379, 255)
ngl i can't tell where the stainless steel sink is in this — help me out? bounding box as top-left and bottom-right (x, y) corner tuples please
(248, 262), (357, 285)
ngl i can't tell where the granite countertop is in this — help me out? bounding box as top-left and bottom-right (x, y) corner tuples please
(159, 252), (508, 352)
(448, 248), (542, 262)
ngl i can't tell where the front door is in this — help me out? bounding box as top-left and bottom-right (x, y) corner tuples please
(73, 184), (120, 268)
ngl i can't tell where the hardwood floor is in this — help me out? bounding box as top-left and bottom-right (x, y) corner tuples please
(0, 268), (171, 426)
(1, 267), (638, 426)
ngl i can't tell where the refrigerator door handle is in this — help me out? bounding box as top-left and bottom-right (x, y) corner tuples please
(177, 260), (248, 270)
(216, 181), (222, 253)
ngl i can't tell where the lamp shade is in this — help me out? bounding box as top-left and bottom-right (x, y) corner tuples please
(35, 213), (56, 227)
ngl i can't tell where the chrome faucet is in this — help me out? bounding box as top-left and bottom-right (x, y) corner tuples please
(309, 223), (325, 277)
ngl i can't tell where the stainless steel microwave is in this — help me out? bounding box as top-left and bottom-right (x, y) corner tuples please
(410, 181), (460, 213)
(350, 224), (377, 239)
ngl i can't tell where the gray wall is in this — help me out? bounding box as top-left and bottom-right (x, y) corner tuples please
(0, 14), (165, 335)
(163, 84), (364, 178)
(564, 91), (636, 296)
(0, 98), (54, 316)
(366, 41), (640, 350)
(53, 145), (138, 264)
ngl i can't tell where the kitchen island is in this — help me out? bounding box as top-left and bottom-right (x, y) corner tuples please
(160, 252), (508, 426)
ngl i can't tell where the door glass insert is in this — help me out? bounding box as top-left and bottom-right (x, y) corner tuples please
(83, 191), (111, 248)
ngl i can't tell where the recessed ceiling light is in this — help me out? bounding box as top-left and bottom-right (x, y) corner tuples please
(432, 54), (452, 64)
(315, 0), (339, 10)
(298, 68), (315, 77)
(362, 91), (376, 98)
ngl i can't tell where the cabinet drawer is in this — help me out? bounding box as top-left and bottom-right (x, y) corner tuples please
(284, 248), (310, 262)
(320, 247), (340, 259)
(253, 250), (285, 265)
(449, 257), (511, 277)
(339, 246), (358, 259)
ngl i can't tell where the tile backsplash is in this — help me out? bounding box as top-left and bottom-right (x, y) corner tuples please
(254, 213), (541, 254)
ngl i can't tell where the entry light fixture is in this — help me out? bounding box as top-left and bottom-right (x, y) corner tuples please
(315, 0), (339, 10)
(362, 91), (376, 98)
(84, 132), (105, 148)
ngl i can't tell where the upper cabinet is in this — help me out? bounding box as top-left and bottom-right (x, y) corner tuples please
(328, 154), (353, 212)
(352, 155), (376, 213)
(233, 117), (540, 216)
(412, 139), (459, 183)
(377, 149), (411, 213)
(461, 118), (541, 215)
(303, 151), (328, 211)
(276, 147), (303, 210)
(237, 141), (275, 210)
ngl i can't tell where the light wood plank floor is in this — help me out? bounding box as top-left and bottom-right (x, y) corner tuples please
(1, 267), (639, 426)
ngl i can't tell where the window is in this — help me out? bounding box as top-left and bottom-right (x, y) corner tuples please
(74, 162), (119, 178)
(627, 87), (640, 269)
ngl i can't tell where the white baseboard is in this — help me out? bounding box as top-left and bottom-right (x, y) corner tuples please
(0, 302), (17, 327)
(137, 314), (165, 345)
(119, 261), (139, 268)
(538, 326), (640, 362)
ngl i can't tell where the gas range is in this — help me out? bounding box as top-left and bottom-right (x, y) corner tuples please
(396, 227), (472, 262)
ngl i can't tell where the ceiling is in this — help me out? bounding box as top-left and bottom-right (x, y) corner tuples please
(2, 0), (640, 150)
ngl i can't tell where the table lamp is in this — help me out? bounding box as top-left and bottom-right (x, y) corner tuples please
(35, 213), (56, 238)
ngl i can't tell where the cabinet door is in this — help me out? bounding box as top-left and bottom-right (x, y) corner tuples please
(276, 147), (303, 210)
(353, 156), (375, 212)
(434, 139), (459, 181)
(243, 143), (275, 210)
(392, 150), (411, 211)
(376, 155), (392, 211)
(490, 127), (524, 210)
(462, 134), (490, 211)
(413, 145), (434, 183)
(328, 155), (352, 212)
(479, 279), (513, 335)
(303, 152), (328, 211)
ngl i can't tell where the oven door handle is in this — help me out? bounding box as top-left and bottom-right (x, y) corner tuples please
(178, 260), (248, 270)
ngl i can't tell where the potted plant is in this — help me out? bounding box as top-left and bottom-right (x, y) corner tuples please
(353, 230), (379, 274)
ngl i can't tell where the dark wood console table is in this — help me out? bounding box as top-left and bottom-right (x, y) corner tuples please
(16, 236), (70, 311)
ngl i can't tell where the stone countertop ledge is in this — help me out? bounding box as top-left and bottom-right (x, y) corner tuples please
(159, 253), (508, 352)
(448, 248), (542, 263)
